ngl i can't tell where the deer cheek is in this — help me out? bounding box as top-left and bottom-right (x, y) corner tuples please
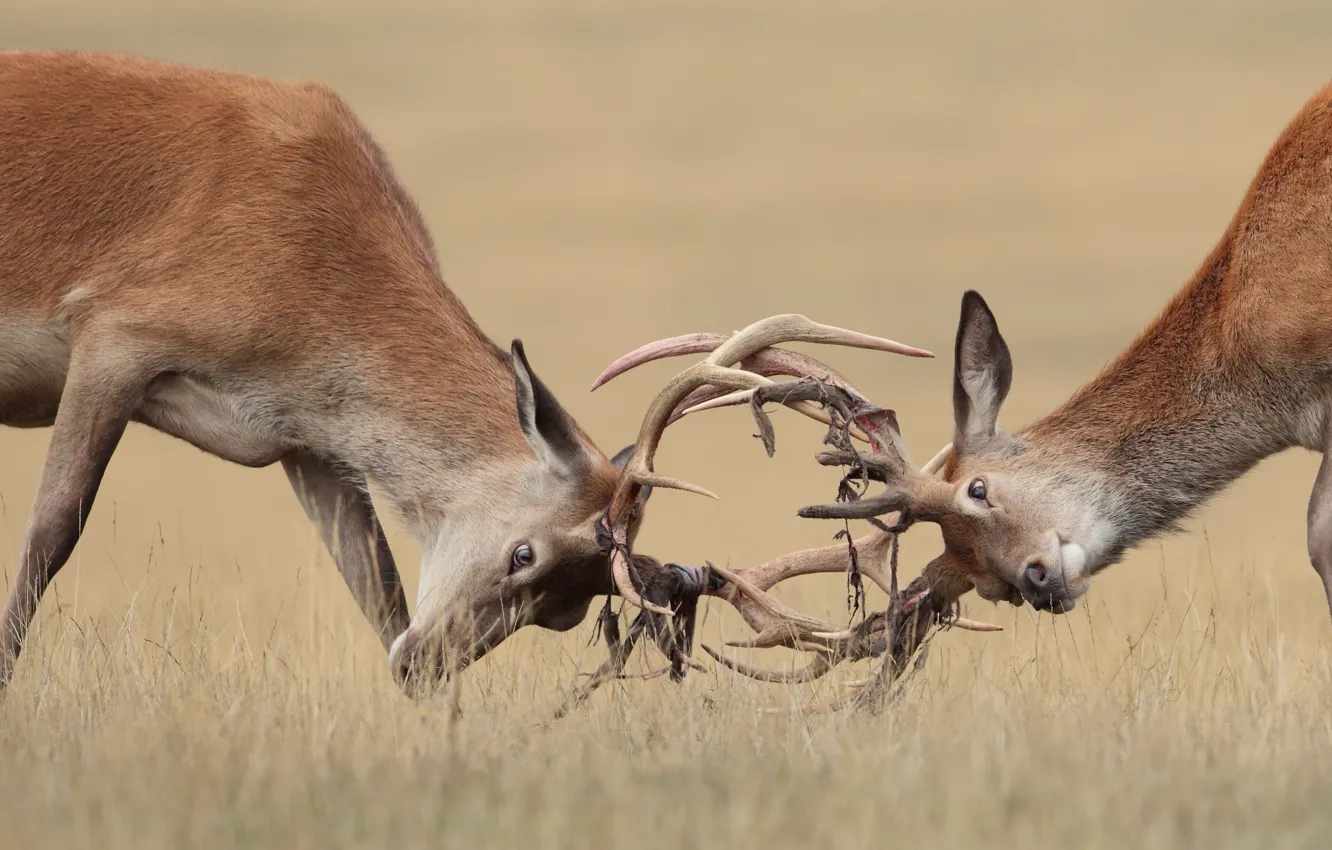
(973, 572), (1016, 603)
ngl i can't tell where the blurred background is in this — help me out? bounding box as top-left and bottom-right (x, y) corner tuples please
(6, 0), (1332, 684)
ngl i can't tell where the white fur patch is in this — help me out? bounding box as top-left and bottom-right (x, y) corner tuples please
(1059, 541), (1089, 583)
(58, 284), (94, 316)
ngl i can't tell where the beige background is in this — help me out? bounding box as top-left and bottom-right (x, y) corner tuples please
(7, 4), (1332, 847)
(5, 0), (1332, 682)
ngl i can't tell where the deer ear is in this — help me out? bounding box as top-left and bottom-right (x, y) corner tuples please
(512, 340), (590, 476)
(609, 443), (653, 503)
(952, 290), (1013, 455)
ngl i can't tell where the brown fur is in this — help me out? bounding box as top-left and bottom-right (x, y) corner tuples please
(0, 50), (632, 694)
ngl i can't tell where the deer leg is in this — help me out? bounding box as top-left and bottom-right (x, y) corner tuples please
(282, 452), (409, 651)
(0, 349), (146, 691)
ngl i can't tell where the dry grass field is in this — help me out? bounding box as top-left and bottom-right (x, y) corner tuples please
(5, 1), (1332, 847)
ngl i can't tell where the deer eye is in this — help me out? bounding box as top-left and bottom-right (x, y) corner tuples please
(510, 543), (535, 573)
(967, 479), (988, 502)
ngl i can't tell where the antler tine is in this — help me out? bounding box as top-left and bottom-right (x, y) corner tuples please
(708, 563), (845, 634)
(719, 531), (898, 597)
(672, 386), (873, 444)
(947, 618), (1004, 632)
(701, 644), (836, 683)
(664, 384), (740, 426)
(739, 346), (869, 397)
(675, 387), (756, 417)
(665, 347), (878, 442)
(592, 320), (932, 392)
(602, 315), (934, 614)
(591, 332), (729, 391)
(704, 314), (933, 369)
(697, 533), (896, 670)
(920, 441), (953, 476)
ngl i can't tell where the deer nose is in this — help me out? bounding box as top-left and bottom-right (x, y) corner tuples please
(389, 629), (448, 698)
(1023, 561), (1050, 588)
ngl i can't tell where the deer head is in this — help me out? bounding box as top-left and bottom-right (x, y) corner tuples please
(791, 291), (1104, 615)
(386, 340), (653, 692)
(389, 317), (932, 693)
(923, 290), (1109, 612)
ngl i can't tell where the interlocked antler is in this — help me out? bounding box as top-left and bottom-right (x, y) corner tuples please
(593, 323), (1001, 710)
(594, 315), (933, 616)
(550, 554), (708, 720)
(695, 441), (997, 697)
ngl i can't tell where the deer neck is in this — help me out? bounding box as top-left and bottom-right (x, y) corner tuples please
(318, 305), (535, 534)
(1020, 233), (1308, 557)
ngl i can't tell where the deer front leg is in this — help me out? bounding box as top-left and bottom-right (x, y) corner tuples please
(282, 452), (409, 651)
(1308, 421), (1332, 619)
(0, 347), (145, 692)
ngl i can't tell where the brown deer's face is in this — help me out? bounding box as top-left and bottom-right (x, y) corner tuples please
(387, 343), (652, 693)
(928, 292), (1113, 613)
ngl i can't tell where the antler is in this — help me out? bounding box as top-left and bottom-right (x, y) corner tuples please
(583, 315), (1001, 712)
(689, 377), (1000, 704)
(695, 443), (997, 693)
(594, 315), (934, 615)
(550, 555), (707, 721)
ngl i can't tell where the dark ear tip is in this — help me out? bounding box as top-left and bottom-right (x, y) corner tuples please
(511, 339), (533, 371)
(961, 289), (988, 312)
(960, 291), (1001, 333)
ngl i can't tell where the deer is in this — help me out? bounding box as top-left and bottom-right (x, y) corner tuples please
(595, 80), (1332, 681)
(0, 48), (945, 697)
